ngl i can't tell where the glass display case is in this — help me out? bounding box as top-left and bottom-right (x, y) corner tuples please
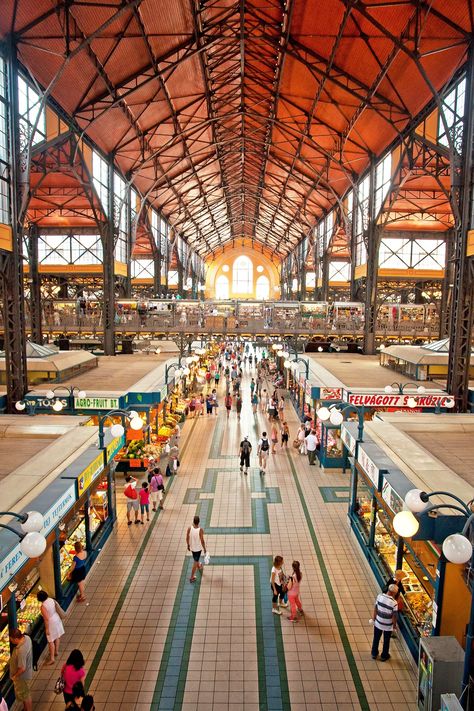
(0, 602), (10, 680)
(318, 423), (346, 468)
(15, 568), (42, 636)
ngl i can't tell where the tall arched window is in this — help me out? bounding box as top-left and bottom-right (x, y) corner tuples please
(232, 256), (253, 294)
(255, 275), (270, 300)
(215, 274), (229, 299)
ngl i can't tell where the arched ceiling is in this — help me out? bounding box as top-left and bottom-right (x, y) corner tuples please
(1, 0), (472, 258)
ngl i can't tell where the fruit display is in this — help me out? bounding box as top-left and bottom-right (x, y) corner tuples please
(17, 596), (42, 634)
(0, 625), (10, 674)
(60, 546), (74, 582)
(142, 443), (164, 459)
(126, 439), (145, 459)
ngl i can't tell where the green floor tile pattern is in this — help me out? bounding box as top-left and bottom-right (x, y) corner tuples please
(319, 486), (351, 503)
(150, 555), (290, 711)
(183, 466), (281, 534)
(84, 417), (199, 691)
(286, 450), (370, 711)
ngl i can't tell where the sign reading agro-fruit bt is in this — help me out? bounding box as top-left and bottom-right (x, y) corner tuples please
(347, 392), (454, 409)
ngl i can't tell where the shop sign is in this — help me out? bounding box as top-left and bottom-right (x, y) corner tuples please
(74, 397), (120, 410)
(0, 544), (23, 585)
(358, 448), (380, 486)
(347, 392), (454, 409)
(106, 435), (124, 463)
(341, 426), (356, 456)
(26, 397), (69, 411)
(381, 481), (404, 514)
(77, 452), (105, 496)
(41, 483), (76, 536)
(321, 387), (342, 401)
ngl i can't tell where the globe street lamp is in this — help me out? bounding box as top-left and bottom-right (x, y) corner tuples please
(97, 409), (144, 449)
(317, 403), (365, 444)
(393, 487), (474, 706)
(165, 361), (183, 385)
(0, 510), (47, 558)
(16, 385), (87, 415)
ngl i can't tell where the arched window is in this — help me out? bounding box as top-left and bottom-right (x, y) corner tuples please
(232, 256), (253, 294)
(255, 275), (270, 300)
(215, 274), (229, 300)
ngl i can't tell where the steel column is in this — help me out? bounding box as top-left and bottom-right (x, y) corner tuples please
(153, 250), (162, 297)
(363, 161), (378, 355)
(28, 223), (42, 345)
(439, 230), (454, 338)
(102, 157), (115, 355)
(4, 39), (28, 411)
(447, 47), (474, 411)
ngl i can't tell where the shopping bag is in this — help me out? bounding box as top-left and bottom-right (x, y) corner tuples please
(204, 552), (211, 565)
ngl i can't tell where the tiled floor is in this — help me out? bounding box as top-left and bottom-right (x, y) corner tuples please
(28, 365), (417, 710)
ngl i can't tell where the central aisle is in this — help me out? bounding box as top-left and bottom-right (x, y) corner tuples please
(29, 363), (417, 711)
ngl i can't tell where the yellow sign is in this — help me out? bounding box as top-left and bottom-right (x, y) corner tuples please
(77, 452), (105, 496)
(106, 436), (124, 463)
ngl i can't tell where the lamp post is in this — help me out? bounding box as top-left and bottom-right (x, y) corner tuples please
(0, 510), (47, 558)
(16, 385), (87, 415)
(317, 403), (365, 443)
(393, 489), (474, 708)
(165, 361), (183, 385)
(97, 409), (144, 449)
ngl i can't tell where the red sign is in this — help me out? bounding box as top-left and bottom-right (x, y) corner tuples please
(321, 387), (342, 401)
(348, 392), (454, 409)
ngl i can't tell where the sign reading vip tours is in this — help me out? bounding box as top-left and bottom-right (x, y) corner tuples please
(74, 397), (120, 410)
(347, 392), (454, 409)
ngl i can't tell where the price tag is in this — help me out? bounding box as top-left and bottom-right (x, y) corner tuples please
(20, 599), (26, 610)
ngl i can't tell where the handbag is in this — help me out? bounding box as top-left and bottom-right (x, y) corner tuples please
(54, 675), (65, 695)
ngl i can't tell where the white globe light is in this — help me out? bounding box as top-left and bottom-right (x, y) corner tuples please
(183, 367), (190, 376)
(442, 534), (473, 565)
(130, 417), (143, 431)
(77, 390), (86, 399)
(404, 489), (429, 513)
(379, 344), (386, 351)
(317, 347), (323, 352)
(222, 264), (229, 273)
(407, 397), (418, 409)
(110, 423), (125, 438)
(46, 390), (55, 400)
(155, 348), (161, 355)
(416, 386), (426, 394)
(393, 511), (420, 538)
(384, 385), (393, 394)
(52, 400), (64, 412)
(175, 368), (182, 377)
(282, 351), (290, 359)
(329, 410), (344, 426)
(256, 265), (264, 273)
(446, 398), (455, 409)
(15, 401), (26, 411)
(20, 532), (47, 558)
(284, 360), (291, 368)
(272, 344), (281, 351)
(20, 511), (44, 534)
(276, 350), (283, 357)
(317, 407), (330, 421)
(186, 356), (194, 365)
(128, 410), (138, 419)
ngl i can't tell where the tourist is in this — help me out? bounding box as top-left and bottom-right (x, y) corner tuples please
(37, 590), (65, 665)
(239, 435), (252, 474)
(149, 468), (164, 511)
(305, 429), (318, 465)
(139, 481), (150, 524)
(65, 682), (85, 710)
(211, 388), (219, 415)
(281, 421), (289, 449)
(270, 422), (279, 454)
(68, 542), (88, 602)
(371, 584), (399, 661)
(169, 442), (179, 473)
(251, 391), (259, 414)
(186, 515), (207, 583)
(196, 394), (204, 416)
(215, 370), (220, 387)
(260, 388), (268, 413)
(225, 391), (232, 419)
(257, 432), (270, 475)
(270, 556), (287, 616)
(206, 393), (213, 415)
(278, 395), (285, 419)
(9, 628), (33, 711)
(287, 561), (304, 622)
(296, 424), (306, 454)
(124, 474), (140, 525)
(250, 378), (256, 397)
(188, 396), (196, 418)
(235, 394), (242, 421)
(61, 650), (86, 704)
(256, 375), (263, 397)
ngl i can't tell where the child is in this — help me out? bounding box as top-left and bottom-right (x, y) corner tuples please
(139, 482), (150, 524)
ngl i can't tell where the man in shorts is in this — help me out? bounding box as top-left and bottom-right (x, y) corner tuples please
(239, 436), (252, 475)
(9, 628), (33, 711)
(257, 432), (270, 475)
(124, 475), (140, 525)
(186, 515), (207, 583)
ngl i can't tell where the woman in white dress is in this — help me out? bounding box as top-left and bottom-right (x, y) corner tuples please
(37, 590), (65, 665)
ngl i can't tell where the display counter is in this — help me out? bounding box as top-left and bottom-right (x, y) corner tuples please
(318, 422), (346, 468)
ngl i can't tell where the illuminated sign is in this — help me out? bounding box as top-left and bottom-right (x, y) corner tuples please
(74, 397), (120, 410)
(77, 452), (105, 496)
(347, 392), (454, 409)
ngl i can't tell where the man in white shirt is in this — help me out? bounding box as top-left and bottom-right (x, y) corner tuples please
(257, 432), (270, 475)
(371, 584), (398, 661)
(305, 429), (318, 465)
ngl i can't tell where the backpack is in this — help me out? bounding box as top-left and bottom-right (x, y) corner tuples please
(241, 440), (250, 455)
(260, 438), (269, 452)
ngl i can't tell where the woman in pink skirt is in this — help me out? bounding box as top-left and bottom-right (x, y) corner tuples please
(287, 561), (304, 622)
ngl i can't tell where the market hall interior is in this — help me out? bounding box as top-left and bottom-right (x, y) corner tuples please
(0, 0), (473, 710)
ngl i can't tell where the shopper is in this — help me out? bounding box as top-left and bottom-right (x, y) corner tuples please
(256, 375), (263, 397)
(278, 396), (285, 419)
(260, 389), (268, 413)
(287, 561), (304, 621)
(37, 590), (65, 665)
(225, 391), (232, 418)
(269, 422), (278, 454)
(186, 515), (207, 583)
(149, 468), (164, 511)
(61, 650), (86, 704)
(206, 393), (213, 415)
(124, 474), (140, 525)
(9, 629), (33, 711)
(211, 388), (219, 415)
(296, 423), (306, 454)
(250, 378), (256, 396)
(371, 584), (399, 661)
(139, 481), (150, 524)
(239, 435), (252, 474)
(251, 391), (259, 414)
(235, 394), (242, 421)
(281, 421), (289, 449)
(65, 682), (85, 710)
(305, 429), (318, 465)
(270, 556), (287, 616)
(257, 432), (270, 475)
(68, 542), (88, 603)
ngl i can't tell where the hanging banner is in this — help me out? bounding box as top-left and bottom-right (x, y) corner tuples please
(347, 392), (454, 409)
